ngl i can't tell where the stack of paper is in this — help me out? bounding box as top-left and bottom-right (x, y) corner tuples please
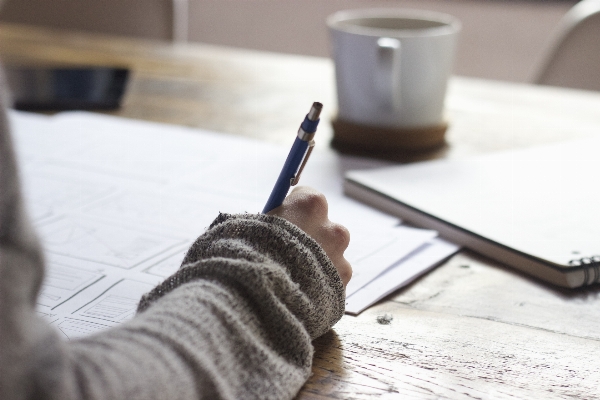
(344, 238), (458, 314)
(10, 111), (459, 337)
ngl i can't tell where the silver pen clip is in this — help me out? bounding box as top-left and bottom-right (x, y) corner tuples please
(290, 140), (315, 186)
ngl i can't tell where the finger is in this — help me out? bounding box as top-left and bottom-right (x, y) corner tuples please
(327, 223), (352, 286)
(286, 186), (328, 219)
(313, 222), (351, 287)
(327, 222), (351, 253)
(331, 256), (352, 286)
(273, 187), (328, 225)
(313, 222), (349, 255)
(266, 186), (326, 215)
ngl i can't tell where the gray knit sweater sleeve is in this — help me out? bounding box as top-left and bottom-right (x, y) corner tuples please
(0, 70), (345, 400)
(139, 212), (345, 341)
(65, 213), (345, 400)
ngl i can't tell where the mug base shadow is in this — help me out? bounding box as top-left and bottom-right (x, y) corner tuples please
(331, 118), (448, 161)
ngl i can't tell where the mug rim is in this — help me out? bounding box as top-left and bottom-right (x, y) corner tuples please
(327, 8), (461, 38)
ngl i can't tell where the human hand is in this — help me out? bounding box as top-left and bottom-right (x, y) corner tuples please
(267, 186), (352, 287)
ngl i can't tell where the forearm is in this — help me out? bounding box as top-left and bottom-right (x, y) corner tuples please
(70, 276), (312, 400)
(141, 213), (345, 340)
(10, 213), (344, 400)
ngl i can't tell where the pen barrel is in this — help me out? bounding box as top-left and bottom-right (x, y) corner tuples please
(262, 137), (309, 213)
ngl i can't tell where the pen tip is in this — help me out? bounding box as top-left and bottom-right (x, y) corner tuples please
(308, 102), (323, 121)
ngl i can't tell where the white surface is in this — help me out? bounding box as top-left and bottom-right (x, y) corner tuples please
(345, 226), (437, 297)
(345, 238), (459, 315)
(346, 135), (600, 267)
(10, 110), (451, 333)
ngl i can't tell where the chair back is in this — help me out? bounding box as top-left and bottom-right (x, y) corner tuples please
(533, 0), (600, 91)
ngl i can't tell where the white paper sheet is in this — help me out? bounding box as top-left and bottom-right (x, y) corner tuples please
(345, 238), (460, 315)
(9, 110), (450, 333)
(344, 226), (438, 297)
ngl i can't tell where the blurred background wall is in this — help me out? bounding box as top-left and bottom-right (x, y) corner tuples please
(0, 0), (578, 82)
(0, 0), (175, 40)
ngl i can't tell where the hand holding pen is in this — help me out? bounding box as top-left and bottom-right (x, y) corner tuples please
(268, 186), (352, 287)
(263, 101), (352, 287)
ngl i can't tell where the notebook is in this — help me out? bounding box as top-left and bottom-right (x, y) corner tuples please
(345, 135), (600, 288)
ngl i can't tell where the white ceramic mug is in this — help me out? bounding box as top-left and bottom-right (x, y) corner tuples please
(328, 9), (461, 129)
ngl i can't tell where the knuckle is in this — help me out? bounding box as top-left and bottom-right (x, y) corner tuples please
(300, 192), (328, 215)
(329, 223), (351, 250)
(345, 265), (353, 281)
(339, 261), (352, 283)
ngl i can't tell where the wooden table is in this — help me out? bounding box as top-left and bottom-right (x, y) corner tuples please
(2, 23), (600, 399)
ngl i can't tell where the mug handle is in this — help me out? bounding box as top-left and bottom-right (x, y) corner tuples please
(376, 37), (401, 111)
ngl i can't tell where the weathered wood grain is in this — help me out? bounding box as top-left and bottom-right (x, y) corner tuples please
(2, 23), (600, 399)
(303, 254), (600, 399)
(305, 303), (600, 399)
(392, 253), (600, 341)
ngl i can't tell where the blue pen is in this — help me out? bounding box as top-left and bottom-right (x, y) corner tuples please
(262, 102), (322, 213)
